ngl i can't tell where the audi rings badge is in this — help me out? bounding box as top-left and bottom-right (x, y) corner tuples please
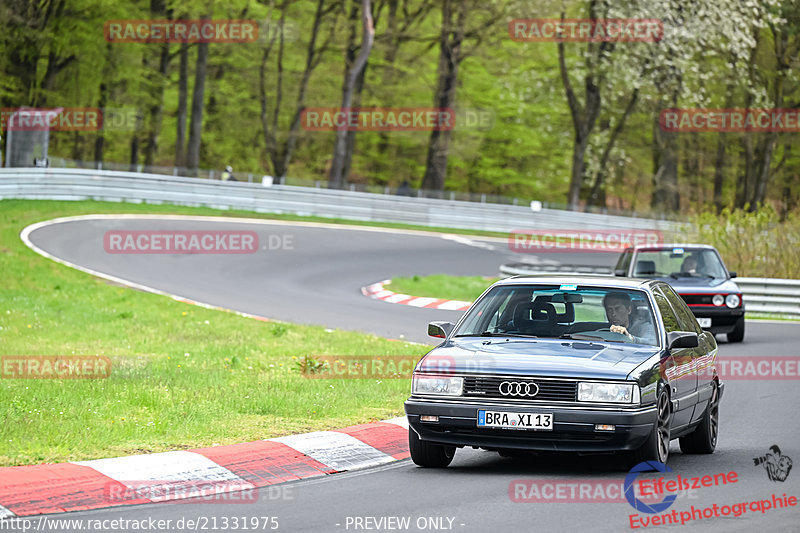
(499, 381), (539, 397)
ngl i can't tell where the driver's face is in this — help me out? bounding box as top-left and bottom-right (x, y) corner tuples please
(605, 302), (631, 327)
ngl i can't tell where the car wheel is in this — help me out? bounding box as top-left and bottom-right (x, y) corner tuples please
(679, 382), (719, 454)
(628, 386), (671, 467)
(409, 428), (456, 467)
(727, 317), (745, 343)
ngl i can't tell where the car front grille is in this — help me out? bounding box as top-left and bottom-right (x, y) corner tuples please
(680, 294), (714, 306)
(463, 376), (577, 402)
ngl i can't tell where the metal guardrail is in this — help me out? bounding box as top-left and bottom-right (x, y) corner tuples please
(733, 277), (800, 316)
(499, 263), (800, 317)
(0, 168), (678, 234)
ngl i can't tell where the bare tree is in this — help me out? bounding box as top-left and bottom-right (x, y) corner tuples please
(420, 0), (501, 193)
(175, 44), (189, 168)
(328, 0), (374, 189)
(186, 25), (209, 175)
(260, 0), (338, 180)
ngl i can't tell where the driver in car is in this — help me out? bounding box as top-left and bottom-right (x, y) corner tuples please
(603, 292), (657, 344)
(681, 256), (697, 273)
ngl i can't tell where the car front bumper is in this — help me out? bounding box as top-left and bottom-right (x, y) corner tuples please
(687, 306), (744, 334)
(404, 398), (657, 452)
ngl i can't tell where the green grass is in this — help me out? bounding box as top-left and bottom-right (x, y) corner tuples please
(388, 274), (500, 302)
(0, 199), (432, 467)
(745, 313), (800, 322)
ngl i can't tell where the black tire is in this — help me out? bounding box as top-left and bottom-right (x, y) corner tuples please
(409, 428), (456, 468)
(679, 382), (719, 454)
(627, 387), (671, 468)
(727, 317), (745, 343)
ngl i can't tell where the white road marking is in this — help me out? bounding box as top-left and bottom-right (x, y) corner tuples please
(73, 451), (251, 503)
(272, 431), (394, 472)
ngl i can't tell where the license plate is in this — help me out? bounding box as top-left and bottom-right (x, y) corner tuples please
(697, 318), (712, 328)
(477, 410), (553, 430)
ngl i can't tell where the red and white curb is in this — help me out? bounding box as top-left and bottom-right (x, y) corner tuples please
(0, 417), (409, 518)
(361, 280), (472, 312)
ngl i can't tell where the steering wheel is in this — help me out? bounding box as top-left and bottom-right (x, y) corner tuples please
(593, 327), (631, 340)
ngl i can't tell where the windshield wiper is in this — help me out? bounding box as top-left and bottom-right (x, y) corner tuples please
(560, 333), (605, 341)
(559, 333), (624, 344)
(454, 331), (538, 338)
(670, 273), (716, 279)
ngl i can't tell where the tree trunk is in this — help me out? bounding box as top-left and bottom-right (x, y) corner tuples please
(329, 0), (374, 189)
(752, 22), (790, 207)
(186, 34), (209, 176)
(558, 0), (607, 210)
(144, 40), (171, 168)
(712, 78), (736, 212)
(175, 44), (189, 168)
(651, 105), (680, 212)
(588, 89), (638, 207)
(277, 0), (335, 179)
(258, 3), (285, 178)
(129, 113), (143, 171)
(94, 79), (108, 163)
(420, 0), (465, 193)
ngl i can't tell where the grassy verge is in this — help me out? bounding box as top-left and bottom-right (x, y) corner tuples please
(0, 200), (431, 467)
(388, 274), (499, 302)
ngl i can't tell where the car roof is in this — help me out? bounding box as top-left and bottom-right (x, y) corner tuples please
(628, 243), (717, 251)
(494, 275), (658, 290)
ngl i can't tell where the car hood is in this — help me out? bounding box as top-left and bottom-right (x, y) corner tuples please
(418, 338), (660, 380)
(653, 277), (740, 294)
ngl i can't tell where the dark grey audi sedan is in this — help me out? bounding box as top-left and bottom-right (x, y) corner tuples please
(405, 276), (723, 468)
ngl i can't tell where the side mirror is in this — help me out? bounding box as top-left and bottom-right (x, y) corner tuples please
(667, 331), (699, 349)
(428, 321), (454, 339)
(729, 271), (737, 278)
(614, 269), (627, 277)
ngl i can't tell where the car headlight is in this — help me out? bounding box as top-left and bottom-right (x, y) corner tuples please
(726, 294), (741, 308)
(712, 294), (725, 306)
(578, 382), (638, 404)
(412, 375), (463, 396)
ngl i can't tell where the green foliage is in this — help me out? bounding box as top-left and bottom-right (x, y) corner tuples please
(0, 0), (798, 213)
(688, 206), (800, 279)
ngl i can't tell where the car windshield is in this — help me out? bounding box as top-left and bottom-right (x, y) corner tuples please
(632, 248), (727, 279)
(453, 284), (659, 346)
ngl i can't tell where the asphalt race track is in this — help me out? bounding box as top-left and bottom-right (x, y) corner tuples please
(23, 215), (800, 532)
